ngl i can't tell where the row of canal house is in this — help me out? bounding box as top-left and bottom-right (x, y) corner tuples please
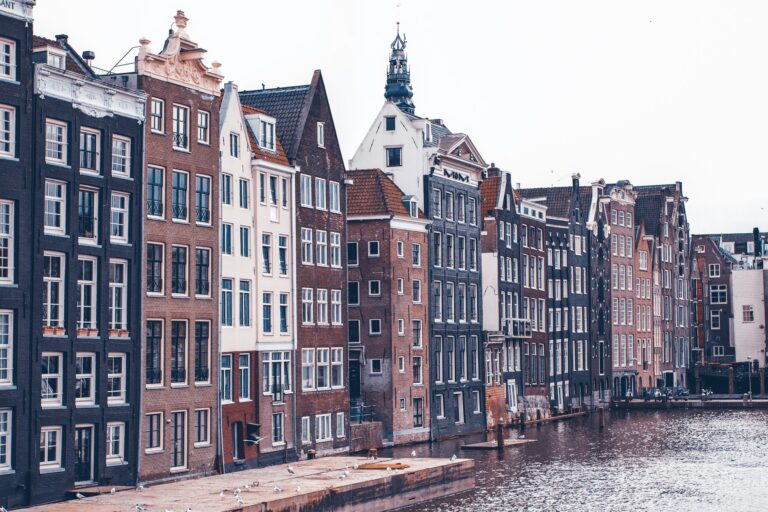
(0, 5), (700, 507)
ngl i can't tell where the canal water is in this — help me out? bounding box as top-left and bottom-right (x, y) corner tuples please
(393, 409), (768, 511)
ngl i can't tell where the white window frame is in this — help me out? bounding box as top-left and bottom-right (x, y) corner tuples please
(316, 230), (328, 266)
(302, 288), (314, 325)
(316, 289), (329, 325)
(369, 318), (382, 335)
(45, 119), (68, 165)
(111, 135), (131, 177)
(331, 289), (342, 325)
(41, 353), (63, 407)
(0, 311), (12, 386)
(316, 413), (332, 442)
(39, 426), (62, 470)
(0, 104), (15, 158)
(302, 349), (316, 390)
(317, 122), (325, 148)
(329, 181), (341, 213)
(150, 98), (164, 133)
(301, 228), (313, 265)
(301, 416), (311, 444)
(300, 174), (312, 207)
(336, 412), (345, 438)
(197, 110), (210, 144)
(0, 201), (14, 283)
(110, 192), (130, 244)
(0, 408), (10, 470)
(106, 422), (125, 465)
(330, 232), (341, 268)
(43, 252), (65, 329)
(315, 178), (327, 210)
(79, 127), (101, 174)
(107, 353), (127, 405)
(0, 38), (16, 82)
(77, 256), (98, 331)
(194, 408), (210, 447)
(75, 353), (96, 406)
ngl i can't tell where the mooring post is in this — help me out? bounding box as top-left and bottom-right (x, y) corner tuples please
(519, 412), (526, 434)
(598, 407), (605, 429)
(496, 422), (504, 450)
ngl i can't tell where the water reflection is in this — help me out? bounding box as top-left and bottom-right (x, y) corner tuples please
(393, 410), (768, 511)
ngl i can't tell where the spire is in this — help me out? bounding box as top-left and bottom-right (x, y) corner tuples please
(384, 22), (415, 114)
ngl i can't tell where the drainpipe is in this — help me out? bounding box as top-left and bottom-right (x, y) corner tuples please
(216, 140), (225, 476)
(291, 166), (300, 459)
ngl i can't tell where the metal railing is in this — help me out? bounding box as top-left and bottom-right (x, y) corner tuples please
(171, 367), (186, 383)
(504, 318), (533, 338)
(171, 203), (187, 220)
(195, 206), (210, 223)
(147, 199), (163, 217)
(172, 132), (188, 149)
(195, 367), (209, 383)
(171, 277), (187, 295)
(271, 384), (284, 404)
(146, 368), (162, 385)
(195, 279), (210, 296)
(147, 276), (163, 293)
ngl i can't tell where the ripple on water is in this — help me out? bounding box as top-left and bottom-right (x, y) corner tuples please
(396, 409), (768, 512)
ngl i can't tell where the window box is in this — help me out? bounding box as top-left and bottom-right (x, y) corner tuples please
(42, 326), (65, 337)
(76, 328), (99, 338)
(108, 328), (130, 339)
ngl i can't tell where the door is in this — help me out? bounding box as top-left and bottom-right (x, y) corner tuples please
(349, 359), (361, 400)
(74, 426), (94, 483)
(171, 411), (187, 469)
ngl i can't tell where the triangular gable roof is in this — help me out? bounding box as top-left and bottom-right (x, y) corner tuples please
(437, 133), (488, 168)
(33, 34), (97, 79)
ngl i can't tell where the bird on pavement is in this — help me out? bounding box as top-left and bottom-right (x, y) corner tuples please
(287, 465), (296, 474)
(76, 493), (86, 499)
(411, 450), (416, 457)
(236, 496), (245, 506)
(451, 454), (457, 461)
(219, 490), (226, 498)
(137, 484), (145, 491)
(110, 487), (117, 494)
(274, 485), (283, 493)
(135, 506), (145, 512)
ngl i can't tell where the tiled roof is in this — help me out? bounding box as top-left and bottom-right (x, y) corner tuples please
(403, 111), (453, 147)
(701, 232), (767, 244)
(241, 106), (290, 166)
(634, 192), (665, 237)
(33, 35), (94, 77)
(239, 84), (311, 162)
(480, 176), (501, 216)
(347, 168), (424, 219)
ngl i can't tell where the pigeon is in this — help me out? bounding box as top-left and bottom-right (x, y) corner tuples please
(450, 454), (457, 461)
(137, 484), (145, 491)
(244, 483), (252, 490)
(287, 465), (296, 474)
(135, 506), (145, 512)
(411, 450), (416, 457)
(274, 485), (283, 493)
(76, 493), (86, 499)
(338, 473), (346, 479)
(219, 490), (226, 498)
(253, 481), (260, 487)
(296, 486), (301, 493)
(236, 496), (245, 506)
(110, 487), (117, 494)
(353, 464), (359, 470)
(344, 470), (350, 477)
(186, 509), (192, 512)
(235, 488), (241, 495)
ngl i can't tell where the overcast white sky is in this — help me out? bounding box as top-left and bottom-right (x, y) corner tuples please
(34, 1), (766, 234)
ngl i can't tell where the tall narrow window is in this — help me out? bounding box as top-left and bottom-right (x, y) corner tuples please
(145, 320), (163, 385)
(221, 174), (232, 205)
(107, 353), (126, 405)
(111, 135), (131, 176)
(315, 178), (327, 210)
(147, 166), (164, 218)
(171, 246), (188, 295)
(278, 235), (288, 275)
(330, 181), (341, 213)
(279, 293), (289, 333)
(195, 321), (210, 383)
(0, 311), (11, 385)
(197, 111), (210, 144)
(43, 253), (65, 329)
(77, 257), (97, 331)
(261, 233), (272, 273)
(79, 128), (100, 172)
(316, 230), (328, 266)
(330, 232), (341, 268)
(78, 188), (98, 242)
(221, 223), (232, 255)
(262, 293), (273, 333)
(170, 321), (187, 384)
(43, 181), (66, 235)
(220, 355), (233, 401)
(0, 38), (16, 81)
(110, 193), (129, 243)
(75, 353), (96, 405)
(172, 104), (189, 149)
(301, 228), (313, 264)
(109, 260), (128, 332)
(239, 281), (251, 326)
(195, 175), (211, 224)
(229, 133), (239, 158)
(150, 98), (164, 133)
(240, 226), (250, 258)
(221, 279), (233, 327)
(0, 202), (13, 283)
(331, 290), (342, 325)
(170, 411), (187, 469)
(239, 354), (251, 400)
(41, 353), (63, 407)
(317, 289), (328, 325)
(317, 122), (325, 147)
(45, 119), (67, 164)
(195, 247), (210, 297)
(239, 178), (250, 209)
(300, 175), (312, 207)
(0, 105), (15, 158)
(0, 409), (10, 470)
(146, 243), (164, 294)
(171, 171), (188, 221)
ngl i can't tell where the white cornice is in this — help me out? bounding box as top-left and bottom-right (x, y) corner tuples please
(253, 158), (296, 175)
(0, 0), (34, 22)
(35, 65), (146, 122)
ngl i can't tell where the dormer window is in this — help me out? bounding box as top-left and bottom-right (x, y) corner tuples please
(385, 116), (396, 131)
(317, 122), (325, 148)
(260, 120), (275, 151)
(47, 49), (66, 70)
(424, 122), (431, 143)
(409, 199), (418, 218)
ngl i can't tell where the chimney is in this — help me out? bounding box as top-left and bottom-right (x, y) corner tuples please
(485, 162), (501, 178)
(754, 227), (762, 257)
(82, 51), (95, 67)
(572, 172), (581, 191)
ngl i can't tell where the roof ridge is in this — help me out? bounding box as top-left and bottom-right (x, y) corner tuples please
(240, 84), (311, 95)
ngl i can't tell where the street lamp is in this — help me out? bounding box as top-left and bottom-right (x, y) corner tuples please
(747, 356), (753, 399)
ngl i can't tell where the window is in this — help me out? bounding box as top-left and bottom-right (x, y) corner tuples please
(331, 348), (344, 388)
(260, 120), (275, 150)
(469, 284), (478, 322)
(147, 166), (164, 217)
(469, 239), (478, 271)
(146, 320), (163, 385)
(369, 318), (382, 335)
(413, 356), (423, 385)
(743, 305), (755, 322)
(708, 264), (720, 278)
(171, 411), (187, 469)
(347, 242), (358, 266)
(78, 188), (98, 242)
(238, 178), (250, 209)
(108, 260), (128, 331)
(386, 147), (402, 167)
(445, 192), (454, 221)
(42, 181), (66, 236)
(260, 232), (270, 272)
(0, 105), (15, 158)
(197, 111), (210, 144)
(413, 397), (424, 427)
(710, 310), (721, 330)
(279, 293), (289, 333)
(468, 198), (477, 226)
(329, 181), (341, 213)
(276, 235), (289, 275)
(315, 178), (327, 210)
(239, 281), (251, 326)
(435, 394), (445, 418)
(221, 279), (233, 326)
(146, 243), (164, 294)
(457, 194), (466, 223)
(77, 257), (97, 331)
(111, 135), (131, 176)
(146, 413), (163, 452)
(272, 412), (284, 445)
(446, 234), (455, 268)
(328, 232), (342, 268)
(220, 354), (233, 402)
(432, 188), (442, 218)
(396, 240), (404, 258)
(454, 392), (465, 424)
(239, 226), (250, 258)
(302, 349), (316, 390)
(75, 353), (96, 405)
(171, 170), (188, 221)
(433, 281), (442, 321)
(316, 413), (332, 442)
(316, 230), (328, 266)
(219, 175), (233, 207)
(412, 280), (421, 303)
(398, 318), (405, 335)
(301, 228), (313, 265)
(348, 282), (359, 305)
(268, 175), (278, 205)
(317, 348), (330, 389)
(107, 193), (130, 245)
(412, 320), (423, 347)
(46, 119), (68, 164)
(263, 292), (273, 332)
(150, 98), (164, 133)
(0, 311), (11, 385)
(370, 359), (382, 374)
(40, 427), (62, 470)
(0, 202), (12, 283)
(170, 321), (187, 384)
(171, 246), (188, 295)
(367, 241), (380, 258)
(41, 353), (63, 407)
(301, 416), (311, 444)
(107, 354), (126, 405)
(239, 354), (251, 400)
(385, 116), (396, 131)
(331, 290), (342, 325)
(472, 390), (481, 414)
(397, 278), (404, 295)
(317, 122), (325, 148)
(336, 412), (345, 438)
(302, 288), (314, 324)
(79, 128), (100, 172)
(194, 321), (210, 383)
(106, 422), (125, 465)
(433, 232), (442, 267)
(446, 282), (455, 322)
(0, 409), (10, 470)
(172, 104), (189, 149)
(193, 247), (211, 297)
(43, 253), (65, 329)
(0, 38), (16, 81)
(710, 284), (727, 304)
(195, 175), (211, 224)
(195, 409), (210, 446)
(349, 320), (360, 343)
(369, 280), (381, 296)
(411, 243), (422, 266)
(300, 175), (312, 207)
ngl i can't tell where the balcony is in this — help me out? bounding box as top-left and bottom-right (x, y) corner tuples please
(504, 318), (532, 338)
(195, 279), (210, 296)
(147, 276), (163, 293)
(195, 367), (210, 383)
(171, 277), (187, 295)
(172, 132), (188, 149)
(146, 368), (162, 385)
(171, 367), (186, 384)
(195, 206), (210, 224)
(147, 199), (163, 217)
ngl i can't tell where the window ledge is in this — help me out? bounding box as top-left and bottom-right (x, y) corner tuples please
(0, 155), (19, 162)
(144, 448), (164, 455)
(194, 382), (212, 387)
(194, 442), (211, 449)
(40, 466), (65, 474)
(170, 383), (189, 389)
(170, 467), (189, 474)
(107, 402), (129, 407)
(107, 460), (129, 467)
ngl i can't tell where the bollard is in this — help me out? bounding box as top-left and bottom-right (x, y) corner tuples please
(598, 407), (605, 429)
(496, 422), (504, 450)
(519, 413), (526, 433)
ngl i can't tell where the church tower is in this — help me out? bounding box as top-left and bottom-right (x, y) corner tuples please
(384, 23), (415, 114)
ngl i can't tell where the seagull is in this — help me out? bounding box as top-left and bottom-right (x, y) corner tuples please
(344, 470), (349, 477)
(287, 465), (296, 474)
(411, 450), (416, 457)
(518, 434), (526, 440)
(386, 467), (392, 473)
(110, 487), (117, 494)
(76, 493), (86, 499)
(450, 454), (457, 461)
(295, 486), (301, 493)
(236, 496), (245, 506)
(186, 508), (192, 512)
(235, 488), (241, 495)
(135, 505), (145, 512)
(244, 483), (252, 490)
(338, 473), (346, 479)
(353, 464), (359, 470)
(219, 490), (226, 498)
(137, 484), (145, 491)
(274, 485), (283, 493)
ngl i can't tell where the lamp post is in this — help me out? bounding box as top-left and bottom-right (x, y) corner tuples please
(747, 356), (753, 399)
